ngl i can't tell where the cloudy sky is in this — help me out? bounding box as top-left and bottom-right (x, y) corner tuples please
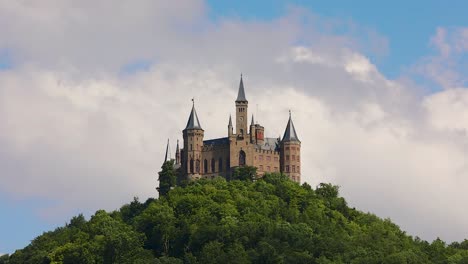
(1, 0), (467, 254)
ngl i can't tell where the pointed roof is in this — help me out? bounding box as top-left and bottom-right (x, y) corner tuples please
(251, 114), (255, 126)
(185, 99), (202, 130)
(228, 114), (232, 127)
(282, 111), (300, 142)
(175, 139), (179, 153)
(236, 74), (248, 102)
(164, 139), (170, 161)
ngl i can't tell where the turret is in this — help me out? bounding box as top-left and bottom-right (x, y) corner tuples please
(280, 111), (301, 183)
(164, 138), (171, 162)
(182, 99), (204, 179)
(228, 114), (233, 137)
(250, 114), (256, 143)
(235, 74), (248, 137)
(175, 139), (180, 165)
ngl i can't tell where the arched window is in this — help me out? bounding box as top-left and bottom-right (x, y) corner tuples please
(211, 158), (215, 172)
(204, 159), (208, 173)
(239, 150), (246, 166)
(196, 159), (200, 173)
(190, 159), (194, 174)
(240, 129), (244, 135)
(218, 158), (223, 172)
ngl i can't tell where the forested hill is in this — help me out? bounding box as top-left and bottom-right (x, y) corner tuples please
(2, 173), (468, 263)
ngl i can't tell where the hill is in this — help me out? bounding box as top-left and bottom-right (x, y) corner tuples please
(1, 172), (468, 263)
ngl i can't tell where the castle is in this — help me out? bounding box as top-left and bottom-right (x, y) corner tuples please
(165, 75), (301, 183)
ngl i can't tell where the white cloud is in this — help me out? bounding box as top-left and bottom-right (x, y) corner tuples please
(1, 0), (468, 244)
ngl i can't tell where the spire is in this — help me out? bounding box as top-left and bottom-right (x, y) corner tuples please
(282, 110), (300, 142)
(228, 114), (232, 127)
(251, 114), (255, 126)
(164, 139), (170, 161)
(185, 99), (202, 130)
(176, 139), (180, 152)
(236, 74), (248, 102)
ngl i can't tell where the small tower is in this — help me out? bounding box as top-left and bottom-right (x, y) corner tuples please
(250, 114), (256, 143)
(235, 74), (248, 137)
(164, 139), (170, 162)
(280, 111), (301, 183)
(175, 139), (181, 165)
(182, 99), (204, 179)
(228, 114), (233, 137)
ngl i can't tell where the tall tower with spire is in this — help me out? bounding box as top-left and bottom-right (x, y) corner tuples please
(280, 111), (301, 182)
(235, 74), (248, 137)
(182, 99), (204, 179)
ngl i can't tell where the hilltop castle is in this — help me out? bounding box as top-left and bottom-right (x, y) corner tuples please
(165, 75), (301, 183)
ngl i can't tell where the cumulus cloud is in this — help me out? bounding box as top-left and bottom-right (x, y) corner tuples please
(1, 0), (468, 244)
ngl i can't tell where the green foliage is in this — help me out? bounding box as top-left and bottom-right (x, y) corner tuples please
(232, 166), (257, 181)
(5, 171), (468, 263)
(157, 160), (177, 197)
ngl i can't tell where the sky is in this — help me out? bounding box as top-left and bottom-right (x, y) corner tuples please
(0, 0), (467, 254)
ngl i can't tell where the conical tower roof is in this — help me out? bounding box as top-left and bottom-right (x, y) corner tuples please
(185, 100), (202, 130)
(282, 111), (300, 142)
(236, 74), (248, 102)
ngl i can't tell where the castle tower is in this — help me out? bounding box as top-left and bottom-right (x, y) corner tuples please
(235, 75), (248, 137)
(280, 111), (301, 182)
(182, 100), (204, 179)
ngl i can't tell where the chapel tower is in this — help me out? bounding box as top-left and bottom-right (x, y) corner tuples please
(235, 75), (248, 138)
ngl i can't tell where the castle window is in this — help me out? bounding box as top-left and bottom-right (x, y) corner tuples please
(259, 165), (263, 171)
(274, 167), (278, 172)
(292, 165), (296, 172)
(190, 159), (194, 173)
(239, 150), (246, 166)
(285, 165), (290, 172)
(219, 158), (223, 172)
(240, 129), (244, 135)
(297, 166), (300, 172)
(204, 159), (208, 173)
(286, 155), (290, 161)
(267, 166), (270, 172)
(259, 155), (263, 161)
(266, 156), (271, 161)
(274, 157), (278, 162)
(297, 156), (300, 162)
(196, 159), (200, 173)
(292, 155), (295, 161)
(286, 147), (290, 150)
(211, 158), (215, 172)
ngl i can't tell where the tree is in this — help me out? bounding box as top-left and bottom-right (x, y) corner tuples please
(232, 166), (257, 181)
(157, 160), (176, 197)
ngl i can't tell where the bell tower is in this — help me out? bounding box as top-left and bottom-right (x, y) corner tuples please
(235, 74), (248, 137)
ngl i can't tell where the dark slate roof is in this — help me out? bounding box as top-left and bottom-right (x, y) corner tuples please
(236, 75), (248, 102)
(185, 104), (202, 130)
(256, 137), (280, 151)
(204, 137), (229, 146)
(250, 114), (255, 126)
(228, 115), (232, 127)
(282, 113), (300, 142)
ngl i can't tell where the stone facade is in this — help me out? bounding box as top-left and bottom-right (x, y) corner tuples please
(167, 75), (301, 183)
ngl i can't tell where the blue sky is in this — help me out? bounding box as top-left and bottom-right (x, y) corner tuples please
(207, 0), (467, 79)
(0, 0), (468, 253)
